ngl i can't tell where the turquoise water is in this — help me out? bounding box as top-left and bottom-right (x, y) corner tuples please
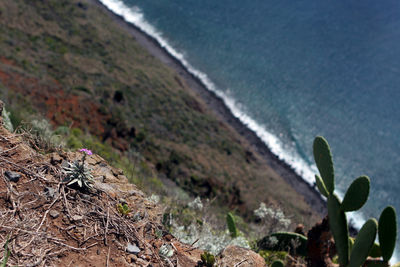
(100, 0), (400, 254)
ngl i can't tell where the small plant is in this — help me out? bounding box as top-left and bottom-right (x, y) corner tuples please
(117, 203), (131, 216)
(159, 244), (174, 258)
(226, 212), (239, 238)
(271, 260), (284, 267)
(63, 148), (94, 189)
(2, 236), (10, 267)
(254, 202), (291, 234)
(2, 106), (13, 132)
(200, 251), (215, 267)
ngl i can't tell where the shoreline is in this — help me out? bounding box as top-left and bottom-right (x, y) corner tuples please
(91, 0), (327, 217)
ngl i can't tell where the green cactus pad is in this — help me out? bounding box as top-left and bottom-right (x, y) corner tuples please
(315, 174), (329, 197)
(378, 206), (397, 262)
(341, 176), (370, 212)
(226, 212), (238, 238)
(313, 136), (335, 194)
(349, 218), (378, 267)
(271, 260), (284, 267)
(328, 193), (349, 266)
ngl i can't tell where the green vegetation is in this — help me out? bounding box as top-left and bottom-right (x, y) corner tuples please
(200, 251), (216, 267)
(1, 237), (10, 267)
(313, 136), (398, 267)
(271, 260), (284, 267)
(117, 203), (131, 216)
(226, 212), (239, 238)
(258, 250), (287, 266)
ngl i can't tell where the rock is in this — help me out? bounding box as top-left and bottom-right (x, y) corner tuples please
(44, 187), (56, 199)
(51, 154), (63, 165)
(72, 215), (83, 221)
(5, 171), (21, 182)
(126, 243), (141, 254)
(49, 210), (60, 219)
(218, 246), (266, 267)
(126, 254), (137, 263)
(80, 193), (90, 200)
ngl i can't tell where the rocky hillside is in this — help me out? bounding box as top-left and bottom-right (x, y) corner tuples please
(0, 101), (271, 266)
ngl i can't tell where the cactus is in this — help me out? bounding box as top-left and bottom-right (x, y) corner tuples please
(379, 206), (397, 262)
(226, 212), (239, 238)
(341, 176), (370, 212)
(312, 136), (398, 267)
(348, 218), (378, 267)
(258, 232), (308, 256)
(313, 136), (335, 194)
(271, 260), (284, 267)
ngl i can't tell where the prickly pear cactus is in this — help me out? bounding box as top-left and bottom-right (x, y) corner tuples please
(312, 136), (398, 267)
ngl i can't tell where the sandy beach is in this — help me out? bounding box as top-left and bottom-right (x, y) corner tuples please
(91, 0), (327, 217)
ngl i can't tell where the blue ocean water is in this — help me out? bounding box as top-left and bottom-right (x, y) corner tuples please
(100, 0), (400, 255)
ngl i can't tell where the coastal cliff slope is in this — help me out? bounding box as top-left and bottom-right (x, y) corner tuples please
(0, 0), (322, 228)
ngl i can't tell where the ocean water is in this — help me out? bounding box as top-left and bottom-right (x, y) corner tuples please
(100, 0), (400, 257)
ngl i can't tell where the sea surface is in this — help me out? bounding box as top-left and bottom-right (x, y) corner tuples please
(100, 0), (400, 257)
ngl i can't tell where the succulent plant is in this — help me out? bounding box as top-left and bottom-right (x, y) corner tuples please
(63, 160), (94, 189)
(312, 136), (398, 267)
(226, 212), (239, 238)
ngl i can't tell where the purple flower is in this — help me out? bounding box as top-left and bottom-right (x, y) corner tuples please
(79, 148), (93, 155)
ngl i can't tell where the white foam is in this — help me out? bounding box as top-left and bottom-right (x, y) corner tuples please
(99, 0), (382, 241)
